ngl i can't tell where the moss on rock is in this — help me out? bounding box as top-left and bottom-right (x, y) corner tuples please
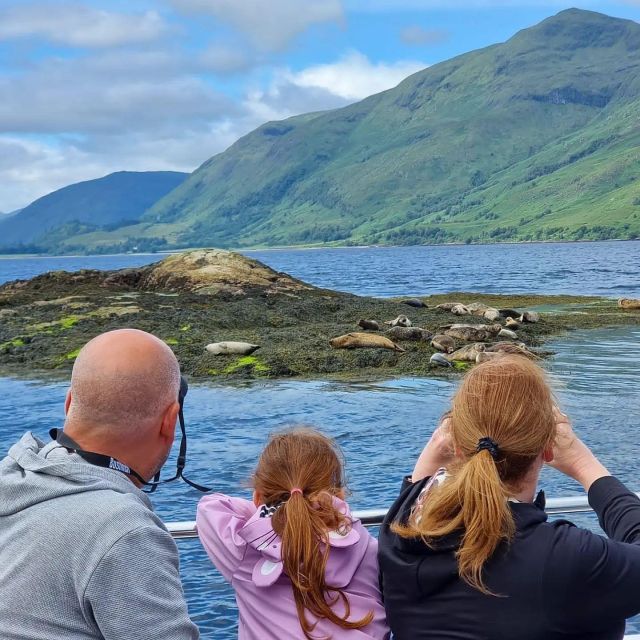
(0, 250), (638, 381)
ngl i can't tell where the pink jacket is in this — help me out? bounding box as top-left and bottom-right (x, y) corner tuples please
(196, 493), (390, 640)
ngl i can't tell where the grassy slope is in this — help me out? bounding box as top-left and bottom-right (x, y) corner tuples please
(58, 9), (640, 252)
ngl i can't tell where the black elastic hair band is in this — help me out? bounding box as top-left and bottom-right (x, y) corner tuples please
(476, 436), (500, 461)
(51, 375), (210, 494)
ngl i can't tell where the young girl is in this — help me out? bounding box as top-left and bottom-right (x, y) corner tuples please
(196, 427), (389, 640)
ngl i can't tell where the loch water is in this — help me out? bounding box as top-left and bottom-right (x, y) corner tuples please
(1, 241), (639, 637)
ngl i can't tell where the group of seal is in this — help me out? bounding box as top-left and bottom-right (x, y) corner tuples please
(436, 301), (540, 325)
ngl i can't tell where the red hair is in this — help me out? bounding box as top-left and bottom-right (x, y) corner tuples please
(252, 428), (373, 639)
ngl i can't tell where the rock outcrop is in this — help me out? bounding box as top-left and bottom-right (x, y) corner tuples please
(137, 249), (312, 296)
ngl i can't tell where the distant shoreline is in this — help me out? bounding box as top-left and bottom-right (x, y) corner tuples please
(1, 237), (639, 260)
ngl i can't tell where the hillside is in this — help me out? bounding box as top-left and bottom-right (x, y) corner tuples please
(29, 9), (640, 252)
(0, 171), (188, 253)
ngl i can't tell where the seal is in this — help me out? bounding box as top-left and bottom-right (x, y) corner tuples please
(431, 334), (455, 353)
(619, 298), (640, 309)
(385, 315), (412, 328)
(430, 353), (452, 367)
(499, 309), (521, 319)
(466, 302), (490, 316)
(447, 343), (486, 362)
(451, 304), (469, 316)
(498, 328), (518, 340)
(435, 302), (465, 311)
(385, 326), (433, 342)
(329, 332), (405, 352)
(486, 342), (538, 359)
(445, 324), (502, 342)
(205, 342), (260, 356)
(402, 298), (426, 308)
(505, 317), (520, 329)
(475, 351), (501, 363)
(483, 308), (501, 322)
(357, 319), (380, 331)
(519, 311), (540, 323)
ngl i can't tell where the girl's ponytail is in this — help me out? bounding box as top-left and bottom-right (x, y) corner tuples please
(255, 429), (374, 639)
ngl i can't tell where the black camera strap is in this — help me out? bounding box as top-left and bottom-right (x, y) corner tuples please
(50, 428), (152, 486)
(50, 375), (210, 493)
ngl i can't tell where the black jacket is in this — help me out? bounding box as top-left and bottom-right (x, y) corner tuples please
(378, 475), (640, 640)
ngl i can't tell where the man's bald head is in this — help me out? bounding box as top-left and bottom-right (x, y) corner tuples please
(67, 329), (181, 437)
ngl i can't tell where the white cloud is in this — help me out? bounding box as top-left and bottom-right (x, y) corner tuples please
(0, 54), (236, 134)
(170, 0), (344, 51)
(281, 51), (425, 101)
(0, 3), (168, 48)
(0, 47), (426, 210)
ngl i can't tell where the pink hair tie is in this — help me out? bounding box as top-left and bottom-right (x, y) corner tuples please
(290, 488), (303, 497)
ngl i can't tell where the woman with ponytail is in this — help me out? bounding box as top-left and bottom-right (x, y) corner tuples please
(196, 427), (389, 639)
(379, 354), (640, 639)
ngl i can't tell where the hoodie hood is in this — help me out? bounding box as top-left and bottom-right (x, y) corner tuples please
(239, 496), (367, 588)
(0, 431), (152, 516)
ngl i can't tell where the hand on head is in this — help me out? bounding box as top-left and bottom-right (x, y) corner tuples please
(411, 414), (456, 483)
(547, 407), (610, 491)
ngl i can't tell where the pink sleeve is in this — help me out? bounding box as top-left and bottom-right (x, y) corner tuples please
(196, 493), (256, 582)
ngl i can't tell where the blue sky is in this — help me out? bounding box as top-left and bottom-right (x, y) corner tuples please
(1, 0), (639, 211)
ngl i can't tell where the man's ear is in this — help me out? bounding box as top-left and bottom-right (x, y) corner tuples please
(159, 401), (180, 445)
(64, 389), (72, 416)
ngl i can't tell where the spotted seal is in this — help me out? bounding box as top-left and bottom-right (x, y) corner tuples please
(447, 343), (486, 362)
(431, 334), (455, 353)
(445, 324), (502, 342)
(451, 304), (470, 316)
(385, 326), (433, 342)
(619, 298), (640, 309)
(385, 315), (412, 328)
(329, 332), (405, 352)
(358, 319), (380, 331)
(435, 302), (465, 311)
(519, 311), (540, 323)
(485, 342), (538, 359)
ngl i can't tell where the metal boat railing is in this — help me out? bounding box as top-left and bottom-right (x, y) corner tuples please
(165, 492), (640, 540)
(167, 495), (640, 639)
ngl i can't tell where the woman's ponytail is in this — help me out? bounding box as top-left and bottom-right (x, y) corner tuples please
(394, 355), (556, 594)
(455, 450), (514, 592)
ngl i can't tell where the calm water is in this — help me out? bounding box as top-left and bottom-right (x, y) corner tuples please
(1, 244), (639, 637)
(1, 240), (639, 297)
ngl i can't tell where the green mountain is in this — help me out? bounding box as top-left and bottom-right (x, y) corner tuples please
(41, 9), (640, 252)
(0, 171), (188, 253)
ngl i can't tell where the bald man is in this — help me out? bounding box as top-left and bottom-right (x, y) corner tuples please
(0, 329), (199, 640)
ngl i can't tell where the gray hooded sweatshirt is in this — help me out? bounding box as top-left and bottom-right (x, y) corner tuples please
(0, 432), (200, 640)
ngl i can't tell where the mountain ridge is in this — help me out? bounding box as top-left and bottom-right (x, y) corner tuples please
(9, 8), (640, 253)
(0, 171), (189, 253)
